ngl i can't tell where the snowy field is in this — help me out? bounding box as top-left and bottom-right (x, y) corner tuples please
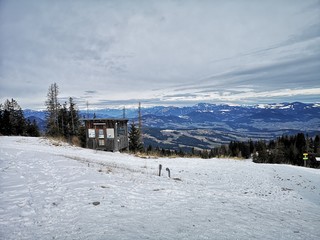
(0, 136), (319, 240)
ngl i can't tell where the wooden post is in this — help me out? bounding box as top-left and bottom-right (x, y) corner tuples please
(166, 168), (171, 178)
(114, 122), (119, 152)
(94, 124), (96, 149)
(159, 164), (162, 176)
(85, 121), (88, 149)
(125, 120), (129, 151)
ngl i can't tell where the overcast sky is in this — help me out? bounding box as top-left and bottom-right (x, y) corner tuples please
(1, 0), (319, 110)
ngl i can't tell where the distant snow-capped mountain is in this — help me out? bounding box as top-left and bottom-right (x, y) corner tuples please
(24, 102), (320, 148)
(24, 102), (320, 120)
(139, 102), (320, 150)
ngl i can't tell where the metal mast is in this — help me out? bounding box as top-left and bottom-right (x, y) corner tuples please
(138, 102), (143, 144)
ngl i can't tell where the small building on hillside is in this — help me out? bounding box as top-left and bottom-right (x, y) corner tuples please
(83, 118), (129, 152)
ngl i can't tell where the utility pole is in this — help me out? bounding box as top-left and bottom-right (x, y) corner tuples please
(123, 106), (126, 119)
(86, 101), (89, 119)
(138, 102), (143, 145)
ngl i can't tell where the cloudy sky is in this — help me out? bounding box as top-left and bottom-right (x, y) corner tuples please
(0, 0), (319, 109)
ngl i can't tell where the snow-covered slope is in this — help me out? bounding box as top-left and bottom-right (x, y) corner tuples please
(0, 137), (319, 239)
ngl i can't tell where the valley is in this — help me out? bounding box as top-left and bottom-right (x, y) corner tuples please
(24, 102), (320, 150)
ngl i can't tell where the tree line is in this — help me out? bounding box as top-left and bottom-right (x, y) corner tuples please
(252, 133), (320, 168)
(133, 129), (320, 168)
(0, 98), (40, 137)
(223, 133), (320, 168)
(44, 83), (85, 146)
(0, 83), (84, 145)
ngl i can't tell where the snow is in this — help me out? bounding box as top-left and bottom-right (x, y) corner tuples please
(161, 129), (176, 133)
(1, 136), (320, 240)
(254, 103), (293, 109)
(313, 103), (320, 108)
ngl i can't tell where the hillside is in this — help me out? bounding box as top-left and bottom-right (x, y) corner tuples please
(0, 136), (319, 239)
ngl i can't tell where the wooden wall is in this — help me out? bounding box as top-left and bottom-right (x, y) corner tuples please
(84, 119), (128, 152)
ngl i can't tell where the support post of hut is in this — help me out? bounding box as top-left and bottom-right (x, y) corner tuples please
(114, 122), (119, 152)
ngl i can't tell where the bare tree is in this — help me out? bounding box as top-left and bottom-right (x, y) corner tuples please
(45, 83), (60, 136)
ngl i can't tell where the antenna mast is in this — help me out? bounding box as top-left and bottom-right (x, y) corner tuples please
(86, 101), (89, 119)
(138, 102), (143, 144)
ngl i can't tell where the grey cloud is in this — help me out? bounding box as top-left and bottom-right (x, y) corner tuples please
(95, 98), (162, 108)
(287, 23), (320, 44)
(84, 91), (98, 95)
(175, 52), (320, 93)
(232, 54), (320, 77)
(163, 93), (199, 98)
(1, 0), (320, 109)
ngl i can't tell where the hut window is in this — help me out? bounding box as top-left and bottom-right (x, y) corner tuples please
(98, 139), (105, 146)
(98, 129), (104, 138)
(107, 128), (114, 138)
(118, 127), (125, 136)
(88, 129), (95, 138)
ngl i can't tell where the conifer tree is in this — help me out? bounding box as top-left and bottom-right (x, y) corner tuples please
(1, 103), (11, 135)
(295, 133), (306, 165)
(26, 119), (40, 137)
(59, 102), (69, 138)
(129, 122), (143, 153)
(1, 99), (25, 135)
(68, 97), (80, 136)
(273, 141), (286, 164)
(314, 135), (320, 154)
(0, 98), (39, 137)
(253, 141), (268, 163)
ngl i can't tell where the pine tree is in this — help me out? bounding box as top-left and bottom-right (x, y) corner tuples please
(0, 99), (39, 137)
(26, 119), (40, 137)
(295, 133), (306, 166)
(1, 99), (26, 135)
(209, 149), (216, 158)
(314, 135), (320, 154)
(273, 141), (286, 164)
(146, 144), (153, 154)
(253, 141), (268, 163)
(241, 142), (251, 159)
(68, 97), (80, 136)
(56, 98), (81, 140)
(1, 104), (11, 135)
(59, 102), (69, 138)
(201, 149), (209, 159)
(178, 148), (185, 157)
(129, 122), (143, 153)
(78, 125), (86, 147)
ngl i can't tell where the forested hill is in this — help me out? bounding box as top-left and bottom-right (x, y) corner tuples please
(139, 102), (320, 150)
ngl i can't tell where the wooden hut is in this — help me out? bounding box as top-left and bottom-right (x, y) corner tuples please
(83, 118), (129, 152)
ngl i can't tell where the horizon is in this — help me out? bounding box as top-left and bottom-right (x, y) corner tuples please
(1, 0), (319, 109)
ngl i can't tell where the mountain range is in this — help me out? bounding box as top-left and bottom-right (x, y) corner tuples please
(24, 102), (320, 151)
